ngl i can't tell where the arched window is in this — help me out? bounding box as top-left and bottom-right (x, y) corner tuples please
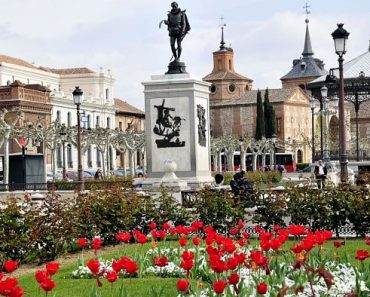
(57, 145), (62, 168)
(96, 148), (101, 167)
(67, 112), (71, 127)
(297, 150), (303, 163)
(56, 111), (61, 123)
(107, 117), (111, 129)
(96, 116), (100, 128)
(105, 88), (110, 100)
(67, 144), (73, 168)
(87, 146), (92, 168)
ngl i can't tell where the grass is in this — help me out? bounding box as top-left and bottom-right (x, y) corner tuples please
(17, 239), (369, 297)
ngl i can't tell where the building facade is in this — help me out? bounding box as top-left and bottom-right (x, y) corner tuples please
(203, 30), (312, 164)
(0, 54), (115, 174)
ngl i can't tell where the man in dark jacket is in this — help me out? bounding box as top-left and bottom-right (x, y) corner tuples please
(314, 160), (327, 189)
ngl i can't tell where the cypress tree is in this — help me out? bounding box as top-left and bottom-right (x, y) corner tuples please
(264, 88), (276, 138)
(255, 90), (265, 140)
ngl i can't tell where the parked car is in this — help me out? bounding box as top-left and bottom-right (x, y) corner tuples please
(46, 172), (74, 182)
(109, 169), (125, 177)
(65, 171), (93, 181)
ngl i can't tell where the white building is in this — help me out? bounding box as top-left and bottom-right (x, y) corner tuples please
(0, 54), (116, 174)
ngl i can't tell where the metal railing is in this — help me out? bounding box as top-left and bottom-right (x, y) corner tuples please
(0, 180), (132, 192)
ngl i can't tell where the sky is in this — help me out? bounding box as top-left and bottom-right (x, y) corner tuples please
(0, 0), (369, 109)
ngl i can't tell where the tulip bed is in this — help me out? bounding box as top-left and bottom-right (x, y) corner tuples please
(1, 222), (367, 297)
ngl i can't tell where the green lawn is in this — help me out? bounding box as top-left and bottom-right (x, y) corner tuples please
(18, 239), (369, 297)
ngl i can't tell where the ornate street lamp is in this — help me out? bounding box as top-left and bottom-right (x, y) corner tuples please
(310, 96), (316, 162)
(332, 23), (349, 182)
(59, 125), (67, 180)
(73, 86), (84, 191)
(238, 137), (243, 172)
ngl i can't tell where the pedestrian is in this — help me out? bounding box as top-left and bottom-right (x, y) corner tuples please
(212, 173), (224, 189)
(314, 160), (327, 189)
(94, 169), (103, 179)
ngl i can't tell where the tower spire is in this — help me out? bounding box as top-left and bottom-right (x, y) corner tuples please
(219, 16), (227, 50)
(302, 2), (314, 56)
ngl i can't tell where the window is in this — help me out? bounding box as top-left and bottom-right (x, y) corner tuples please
(229, 59), (232, 70)
(218, 59), (222, 70)
(87, 114), (91, 129)
(297, 150), (303, 163)
(105, 88), (110, 100)
(87, 146), (92, 168)
(119, 121), (123, 131)
(67, 112), (71, 127)
(96, 148), (101, 167)
(56, 111), (61, 123)
(109, 147), (113, 170)
(107, 117), (111, 129)
(67, 144), (73, 168)
(228, 84), (236, 93)
(210, 84), (216, 94)
(277, 118), (282, 133)
(57, 145), (62, 168)
(96, 116), (100, 128)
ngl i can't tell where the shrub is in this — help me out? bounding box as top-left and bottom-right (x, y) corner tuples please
(296, 163), (309, 171)
(194, 188), (244, 233)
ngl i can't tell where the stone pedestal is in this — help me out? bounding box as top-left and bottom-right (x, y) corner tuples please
(142, 73), (213, 190)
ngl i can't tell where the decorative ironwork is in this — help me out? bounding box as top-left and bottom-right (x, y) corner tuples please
(153, 99), (185, 148)
(196, 104), (207, 147)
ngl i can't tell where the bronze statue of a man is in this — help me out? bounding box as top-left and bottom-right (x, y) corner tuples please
(161, 2), (190, 64)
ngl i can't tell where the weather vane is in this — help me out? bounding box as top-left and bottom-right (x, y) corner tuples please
(303, 1), (311, 20)
(219, 16), (227, 50)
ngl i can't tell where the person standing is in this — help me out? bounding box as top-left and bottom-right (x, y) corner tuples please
(314, 160), (327, 189)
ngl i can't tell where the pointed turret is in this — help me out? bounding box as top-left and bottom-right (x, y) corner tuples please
(302, 19), (314, 56)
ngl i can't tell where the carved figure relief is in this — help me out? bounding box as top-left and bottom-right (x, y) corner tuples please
(153, 99), (185, 148)
(197, 104), (207, 147)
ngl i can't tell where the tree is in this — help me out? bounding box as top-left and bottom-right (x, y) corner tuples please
(263, 88), (276, 138)
(255, 90), (265, 140)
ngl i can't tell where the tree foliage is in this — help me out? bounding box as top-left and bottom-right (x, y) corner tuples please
(255, 90), (265, 140)
(263, 88), (276, 138)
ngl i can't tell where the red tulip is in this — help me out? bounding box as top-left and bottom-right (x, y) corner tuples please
(226, 257), (238, 270)
(87, 259), (101, 275)
(355, 250), (369, 261)
(45, 262), (59, 276)
(112, 260), (122, 272)
(136, 234), (147, 244)
(213, 280), (227, 294)
(35, 270), (49, 284)
(181, 251), (194, 261)
(106, 271), (118, 283)
(180, 260), (194, 271)
(40, 278), (56, 292)
(179, 237), (188, 247)
(3, 261), (18, 274)
(192, 237), (201, 246)
(149, 222), (157, 230)
(92, 237), (102, 253)
(115, 232), (131, 243)
(270, 238), (282, 251)
(229, 228), (239, 236)
(289, 225), (306, 236)
(257, 282), (268, 295)
(237, 220), (245, 229)
(162, 222), (170, 230)
(154, 256), (168, 267)
(0, 277), (18, 296)
(77, 238), (88, 248)
(365, 236), (370, 246)
(228, 272), (239, 285)
(176, 279), (189, 292)
(9, 285), (26, 297)
(333, 241), (342, 248)
(125, 260), (139, 274)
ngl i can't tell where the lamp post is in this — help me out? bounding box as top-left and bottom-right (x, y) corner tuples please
(310, 97), (316, 162)
(59, 125), (67, 180)
(239, 137), (243, 171)
(332, 23), (349, 183)
(73, 86), (84, 191)
(320, 85), (339, 164)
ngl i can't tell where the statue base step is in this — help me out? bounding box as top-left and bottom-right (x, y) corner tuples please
(166, 60), (187, 74)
